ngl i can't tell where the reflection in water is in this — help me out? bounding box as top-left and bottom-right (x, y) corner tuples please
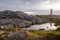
(23, 23), (57, 30)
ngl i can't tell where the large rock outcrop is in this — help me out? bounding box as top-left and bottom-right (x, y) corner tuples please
(0, 10), (48, 28)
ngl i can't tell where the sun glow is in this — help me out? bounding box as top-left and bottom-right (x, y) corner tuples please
(36, 0), (60, 10)
(24, 12), (32, 15)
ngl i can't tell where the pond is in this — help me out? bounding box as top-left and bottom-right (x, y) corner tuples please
(23, 23), (57, 30)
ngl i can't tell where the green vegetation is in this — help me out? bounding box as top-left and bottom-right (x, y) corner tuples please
(28, 30), (60, 40)
(1, 30), (60, 40)
(0, 18), (60, 40)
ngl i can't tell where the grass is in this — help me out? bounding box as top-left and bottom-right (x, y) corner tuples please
(28, 30), (60, 36)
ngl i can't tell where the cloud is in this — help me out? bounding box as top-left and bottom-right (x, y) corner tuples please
(24, 0), (60, 15)
(24, 0), (60, 10)
(0, 0), (25, 11)
(0, 0), (60, 15)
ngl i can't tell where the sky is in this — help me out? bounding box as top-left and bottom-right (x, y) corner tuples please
(0, 0), (60, 15)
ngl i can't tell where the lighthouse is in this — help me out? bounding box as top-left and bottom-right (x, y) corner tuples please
(50, 9), (53, 27)
(50, 9), (52, 15)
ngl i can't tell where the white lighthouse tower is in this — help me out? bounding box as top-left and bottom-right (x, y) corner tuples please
(50, 9), (53, 27)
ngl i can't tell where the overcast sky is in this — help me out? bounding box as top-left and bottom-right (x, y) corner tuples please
(0, 0), (60, 15)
